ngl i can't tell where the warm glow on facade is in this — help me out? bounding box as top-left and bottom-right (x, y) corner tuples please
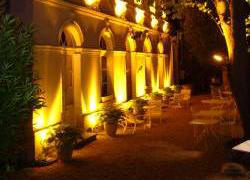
(24, 0), (174, 161)
(48, 84), (63, 125)
(113, 52), (127, 103)
(84, 0), (100, 7)
(149, 1), (156, 14)
(115, 0), (127, 18)
(135, 8), (144, 24)
(163, 21), (169, 33)
(151, 15), (158, 29)
(35, 129), (48, 158)
(162, 11), (166, 19)
(33, 108), (45, 130)
(85, 113), (99, 130)
(134, 0), (142, 5)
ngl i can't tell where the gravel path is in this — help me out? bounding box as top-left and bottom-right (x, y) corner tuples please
(5, 95), (241, 180)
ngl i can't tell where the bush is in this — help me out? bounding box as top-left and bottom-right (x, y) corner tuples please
(0, 15), (44, 172)
(133, 98), (148, 115)
(99, 105), (125, 125)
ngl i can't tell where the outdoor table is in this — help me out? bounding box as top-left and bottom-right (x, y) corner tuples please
(190, 118), (220, 146)
(201, 99), (226, 104)
(193, 110), (224, 118)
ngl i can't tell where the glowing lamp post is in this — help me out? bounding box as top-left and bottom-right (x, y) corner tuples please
(213, 54), (230, 90)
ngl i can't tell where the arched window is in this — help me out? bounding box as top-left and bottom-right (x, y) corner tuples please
(100, 37), (111, 98)
(99, 28), (114, 100)
(101, 56), (109, 97)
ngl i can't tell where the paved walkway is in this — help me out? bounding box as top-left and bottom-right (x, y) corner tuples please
(5, 95), (243, 180)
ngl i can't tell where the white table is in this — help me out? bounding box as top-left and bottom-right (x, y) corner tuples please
(190, 118), (220, 147)
(193, 110), (224, 118)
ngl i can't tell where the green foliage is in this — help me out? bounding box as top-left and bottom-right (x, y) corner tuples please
(151, 92), (163, 100)
(0, 15), (44, 172)
(99, 105), (125, 125)
(0, 0), (7, 16)
(163, 87), (174, 95)
(162, 0), (249, 39)
(133, 98), (148, 115)
(173, 85), (182, 93)
(44, 125), (82, 156)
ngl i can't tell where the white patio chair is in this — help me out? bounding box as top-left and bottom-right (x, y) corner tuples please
(169, 93), (183, 109)
(145, 100), (163, 123)
(120, 111), (150, 134)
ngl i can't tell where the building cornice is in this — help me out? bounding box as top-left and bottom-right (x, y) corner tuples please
(34, 0), (165, 35)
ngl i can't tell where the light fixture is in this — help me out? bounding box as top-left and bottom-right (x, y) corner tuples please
(115, 0), (127, 18)
(84, 0), (100, 9)
(135, 8), (144, 24)
(162, 11), (166, 19)
(149, 6), (156, 14)
(213, 54), (223, 62)
(134, 0), (142, 5)
(162, 21), (169, 33)
(151, 15), (158, 29)
(149, 2), (156, 14)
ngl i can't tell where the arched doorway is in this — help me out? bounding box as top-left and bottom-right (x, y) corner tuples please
(143, 37), (152, 92)
(99, 28), (114, 102)
(125, 33), (136, 100)
(59, 21), (83, 123)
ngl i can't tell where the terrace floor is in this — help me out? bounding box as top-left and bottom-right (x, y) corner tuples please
(5, 95), (246, 180)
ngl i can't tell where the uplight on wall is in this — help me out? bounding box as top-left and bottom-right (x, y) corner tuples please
(135, 8), (144, 24)
(162, 11), (166, 19)
(151, 15), (158, 29)
(163, 21), (169, 33)
(149, 2), (156, 14)
(84, 0), (100, 9)
(134, 0), (142, 5)
(115, 0), (127, 18)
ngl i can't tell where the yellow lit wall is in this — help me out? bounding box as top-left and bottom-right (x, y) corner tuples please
(151, 54), (159, 92)
(113, 51), (127, 103)
(135, 53), (146, 97)
(135, 8), (144, 25)
(169, 44), (174, 86)
(158, 54), (164, 89)
(84, 0), (100, 7)
(33, 47), (64, 159)
(81, 50), (101, 114)
(115, 0), (127, 18)
(163, 55), (171, 88)
(162, 21), (169, 33)
(151, 15), (158, 29)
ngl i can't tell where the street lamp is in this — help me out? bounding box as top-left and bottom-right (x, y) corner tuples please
(212, 53), (230, 91)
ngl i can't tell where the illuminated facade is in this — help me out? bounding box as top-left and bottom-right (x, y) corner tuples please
(9, 0), (179, 158)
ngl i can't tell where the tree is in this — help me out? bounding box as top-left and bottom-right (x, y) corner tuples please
(163, 0), (250, 137)
(0, 15), (44, 172)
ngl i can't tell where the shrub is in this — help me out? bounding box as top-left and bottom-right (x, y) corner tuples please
(0, 15), (44, 172)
